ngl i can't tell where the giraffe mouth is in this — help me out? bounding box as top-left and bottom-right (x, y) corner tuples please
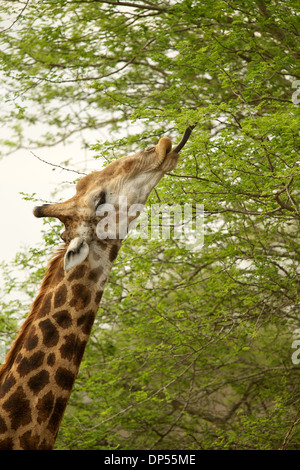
(154, 137), (173, 167)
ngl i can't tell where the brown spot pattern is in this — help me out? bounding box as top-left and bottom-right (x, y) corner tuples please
(0, 373), (16, 399)
(0, 416), (7, 434)
(53, 310), (72, 329)
(19, 430), (40, 450)
(95, 290), (103, 305)
(37, 293), (52, 318)
(16, 352), (22, 363)
(59, 333), (77, 361)
(68, 264), (87, 281)
(70, 284), (91, 311)
(47, 352), (56, 366)
(39, 319), (59, 347)
(28, 370), (50, 395)
(88, 267), (103, 282)
(47, 397), (68, 434)
(24, 326), (38, 351)
(37, 390), (54, 423)
(77, 311), (95, 335)
(17, 351), (45, 377)
(109, 244), (119, 262)
(74, 339), (87, 367)
(0, 236), (112, 447)
(54, 284), (67, 309)
(55, 367), (75, 391)
(0, 438), (13, 450)
(3, 386), (32, 430)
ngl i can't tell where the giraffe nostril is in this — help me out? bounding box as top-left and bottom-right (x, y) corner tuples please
(33, 204), (50, 218)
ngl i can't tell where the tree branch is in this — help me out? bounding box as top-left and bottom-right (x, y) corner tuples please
(65, 0), (170, 12)
(281, 406), (300, 450)
(0, 0), (30, 34)
(30, 151), (87, 176)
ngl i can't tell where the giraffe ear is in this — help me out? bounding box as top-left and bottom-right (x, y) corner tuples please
(64, 237), (89, 271)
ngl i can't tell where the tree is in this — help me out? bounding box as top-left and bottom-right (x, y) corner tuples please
(0, 0), (299, 449)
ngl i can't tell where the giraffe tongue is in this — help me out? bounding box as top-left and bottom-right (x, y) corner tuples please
(173, 125), (196, 153)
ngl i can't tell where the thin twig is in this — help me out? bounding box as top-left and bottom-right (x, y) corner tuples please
(281, 406), (300, 450)
(0, 0), (30, 34)
(30, 151), (87, 176)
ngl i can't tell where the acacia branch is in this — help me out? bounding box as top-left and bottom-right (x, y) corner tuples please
(66, 0), (170, 12)
(29, 38), (158, 84)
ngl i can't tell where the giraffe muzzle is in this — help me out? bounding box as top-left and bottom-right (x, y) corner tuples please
(33, 204), (50, 218)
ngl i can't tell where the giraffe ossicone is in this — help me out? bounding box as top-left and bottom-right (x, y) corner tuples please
(0, 136), (179, 450)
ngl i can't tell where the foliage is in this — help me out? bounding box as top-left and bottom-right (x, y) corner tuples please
(0, 0), (299, 450)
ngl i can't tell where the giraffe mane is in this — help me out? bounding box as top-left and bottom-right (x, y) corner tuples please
(0, 245), (67, 385)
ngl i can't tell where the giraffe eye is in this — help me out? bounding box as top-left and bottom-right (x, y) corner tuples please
(95, 191), (106, 209)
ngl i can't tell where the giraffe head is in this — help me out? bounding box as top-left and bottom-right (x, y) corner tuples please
(33, 137), (179, 271)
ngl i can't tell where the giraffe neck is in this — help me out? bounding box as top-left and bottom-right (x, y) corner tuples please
(0, 240), (120, 450)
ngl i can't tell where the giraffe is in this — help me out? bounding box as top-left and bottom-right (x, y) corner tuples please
(0, 136), (181, 450)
